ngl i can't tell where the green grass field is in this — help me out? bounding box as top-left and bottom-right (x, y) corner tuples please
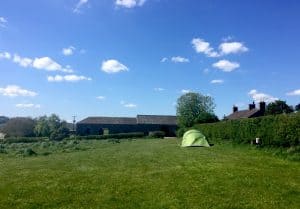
(0, 139), (299, 209)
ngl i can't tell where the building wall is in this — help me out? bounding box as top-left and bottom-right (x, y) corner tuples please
(76, 123), (177, 136)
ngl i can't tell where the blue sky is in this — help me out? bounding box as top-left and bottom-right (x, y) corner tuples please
(0, 0), (300, 122)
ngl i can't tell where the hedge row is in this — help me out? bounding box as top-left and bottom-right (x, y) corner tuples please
(76, 132), (145, 140)
(194, 112), (300, 147)
(0, 137), (48, 144)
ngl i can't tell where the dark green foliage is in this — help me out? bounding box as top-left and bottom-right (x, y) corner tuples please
(148, 131), (165, 138)
(266, 100), (294, 115)
(295, 103), (300, 111)
(176, 92), (216, 128)
(1, 137), (48, 144)
(22, 148), (37, 156)
(195, 112), (300, 147)
(1, 117), (36, 137)
(35, 114), (69, 140)
(195, 112), (219, 124)
(77, 132), (145, 140)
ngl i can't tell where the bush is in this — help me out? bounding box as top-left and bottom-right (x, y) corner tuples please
(148, 131), (165, 138)
(1, 137), (48, 144)
(77, 132), (145, 140)
(194, 112), (300, 147)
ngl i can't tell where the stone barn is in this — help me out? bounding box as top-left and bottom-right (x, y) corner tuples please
(76, 115), (177, 136)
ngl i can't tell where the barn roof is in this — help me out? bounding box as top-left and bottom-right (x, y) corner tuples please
(226, 109), (260, 120)
(77, 117), (137, 125)
(77, 115), (178, 125)
(137, 115), (177, 125)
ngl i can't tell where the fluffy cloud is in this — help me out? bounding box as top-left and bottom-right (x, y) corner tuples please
(210, 79), (224, 84)
(13, 54), (33, 67)
(171, 56), (189, 63)
(101, 59), (129, 73)
(154, 87), (165, 92)
(62, 46), (75, 56)
(219, 42), (248, 55)
(73, 0), (88, 13)
(191, 38), (219, 57)
(115, 0), (146, 8)
(0, 85), (37, 97)
(33, 57), (62, 71)
(212, 60), (240, 72)
(47, 74), (91, 82)
(248, 89), (278, 103)
(0, 52), (11, 59)
(286, 89), (300, 96)
(0, 17), (7, 27)
(120, 100), (137, 108)
(160, 57), (168, 63)
(181, 89), (191, 94)
(16, 103), (41, 108)
(96, 96), (106, 100)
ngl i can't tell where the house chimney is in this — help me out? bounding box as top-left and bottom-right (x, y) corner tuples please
(259, 101), (266, 114)
(249, 102), (256, 110)
(233, 106), (238, 113)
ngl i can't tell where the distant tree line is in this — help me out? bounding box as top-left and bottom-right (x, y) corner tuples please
(0, 114), (69, 141)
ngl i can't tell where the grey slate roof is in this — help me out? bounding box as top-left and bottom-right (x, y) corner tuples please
(226, 109), (261, 120)
(137, 115), (177, 125)
(77, 117), (137, 125)
(78, 115), (178, 125)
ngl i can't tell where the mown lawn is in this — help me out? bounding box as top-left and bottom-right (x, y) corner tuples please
(0, 139), (299, 209)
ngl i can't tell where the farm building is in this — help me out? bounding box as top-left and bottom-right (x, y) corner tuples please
(226, 101), (266, 120)
(76, 115), (177, 136)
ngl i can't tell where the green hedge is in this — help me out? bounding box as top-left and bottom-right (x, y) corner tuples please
(76, 132), (145, 140)
(194, 113), (300, 147)
(0, 137), (48, 144)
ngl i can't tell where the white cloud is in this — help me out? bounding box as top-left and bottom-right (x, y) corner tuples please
(154, 87), (165, 92)
(191, 38), (219, 57)
(0, 17), (7, 27)
(211, 79), (224, 84)
(33, 57), (62, 71)
(47, 74), (91, 82)
(73, 0), (88, 13)
(181, 89), (191, 94)
(115, 0), (146, 8)
(160, 57), (168, 63)
(0, 52), (11, 59)
(212, 60), (240, 72)
(0, 85), (37, 97)
(248, 89), (278, 103)
(96, 96), (106, 100)
(219, 42), (248, 55)
(286, 89), (300, 96)
(101, 59), (129, 74)
(13, 54), (33, 67)
(203, 68), (210, 74)
(120, 100), (137, 108)
(62, 46), (75, 56)
(16, 103), (41, 109)
(124, 103), (137, 108)
(171, 56), (189, 63)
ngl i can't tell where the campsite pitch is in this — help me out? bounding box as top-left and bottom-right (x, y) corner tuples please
(0, 139), (299, 209)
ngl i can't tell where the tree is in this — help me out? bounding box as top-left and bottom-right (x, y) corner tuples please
(295, 103), (300, 112)
(176, 92), (217, 127)
(265, 100), (293, 115)
(1, 117), (36, 137)
(34, 114), (69, 140)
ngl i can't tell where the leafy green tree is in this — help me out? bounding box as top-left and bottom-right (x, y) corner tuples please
(295, 103), (300, 112)
(34, 114), (69, 140)
(176, 92), (216, 128)
(1, 117), (36, 137)
(266, 100), (293, 115)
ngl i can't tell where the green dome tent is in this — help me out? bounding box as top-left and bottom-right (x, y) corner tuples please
(181, 129), (210, 147)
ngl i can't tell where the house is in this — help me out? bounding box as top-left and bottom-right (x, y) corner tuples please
(76, 115), (177, 136)
(0, 132), (6, 140)
(226, 102), (266, 120)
